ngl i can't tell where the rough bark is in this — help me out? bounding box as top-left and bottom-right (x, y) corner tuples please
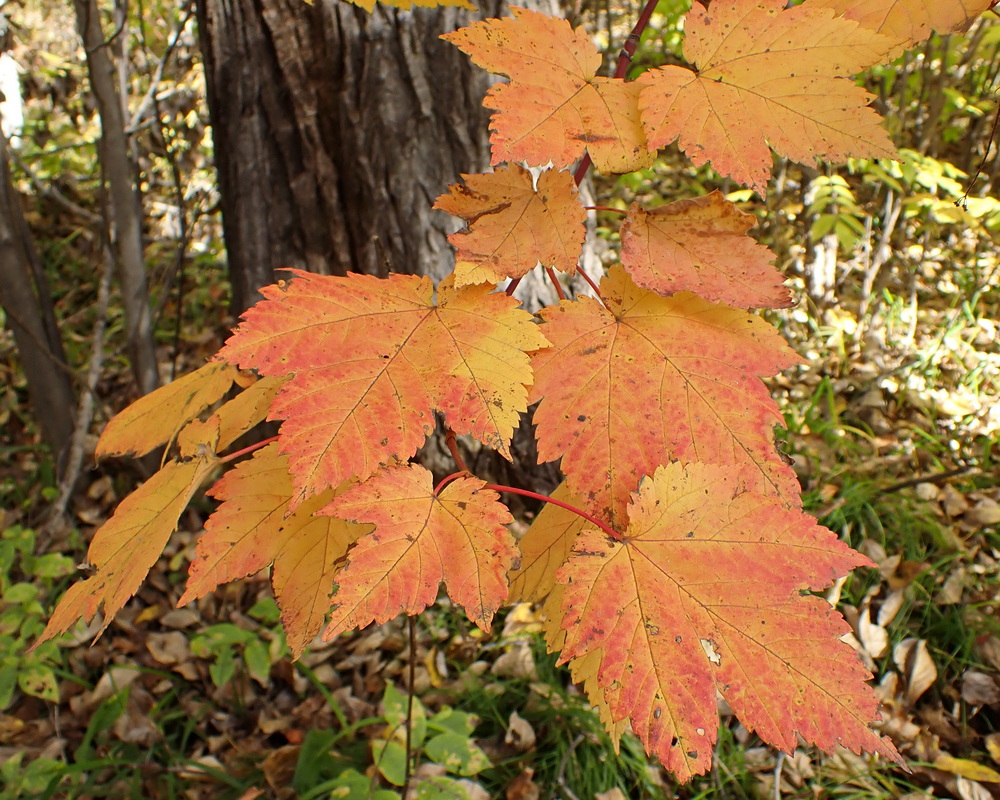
(73, 0), (159, 395)
(196, 0), (512, 313)
(0, 139), (75, 458)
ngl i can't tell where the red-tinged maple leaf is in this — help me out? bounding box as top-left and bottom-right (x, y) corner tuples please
(619, 192), (791, 309)
(180, 444), (369, 658)
(434, 165), (586, 286)
(556, 462), (902, 782)
(813, 0), (994, 55)
(96, 362), (238, 458)
(639, 0), (896, 195)
(443, 8), (653, 174)
(530, 265), (801, 527)
(31, 456), (218, 649)
(218, 272), (548, 507)
(321, 464), (517, 637)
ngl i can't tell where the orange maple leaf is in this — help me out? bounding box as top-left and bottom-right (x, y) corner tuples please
(639, 0), (896, 195)
(32, 455), (217, 648)
(619, 191), (791, 309)
(443, 8), (653, 174)
(321, 464), (517, 637)
(180, 444), (369, 658)
(434, 165), (586, 286)
(556, 462), (902, 781)
(219, 272), (548, 507)
(813, 0), (994, 55)
(530, 266), (801, 527)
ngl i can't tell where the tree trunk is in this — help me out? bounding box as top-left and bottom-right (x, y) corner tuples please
(0, 139), (75, 459)
(195, 0), (512, 313)
(73, 0), (160, 396)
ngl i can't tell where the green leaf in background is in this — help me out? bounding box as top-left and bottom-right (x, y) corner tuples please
(428, 706), (477, 738)
(372, 739), (408, 787)
(329, 768), (399, 800)
(424, 732), (491, 776)
(17, 662), (59, 703)
(383, 683), (427, 749)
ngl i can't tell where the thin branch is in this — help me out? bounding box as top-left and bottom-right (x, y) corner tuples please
(40, 244), (116, 541)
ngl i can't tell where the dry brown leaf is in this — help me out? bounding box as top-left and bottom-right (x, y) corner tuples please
(877, 589), (906, 626)
(506, 769), (540, 800)
(894, 638), (937, 706)
(966, 499), (1000, 528)
(505, 711), (536, 752)
(961, 671), (1000, 706)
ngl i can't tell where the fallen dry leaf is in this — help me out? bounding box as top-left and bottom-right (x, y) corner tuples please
(961, 671), (1000, 706)
(894, 638), (937, 706)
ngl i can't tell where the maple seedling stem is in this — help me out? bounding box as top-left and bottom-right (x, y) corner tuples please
(444, 427), (469, 472)
(483, 483), (619, 540)
(220, 435), (279, 464)
(434, 471), (468, 495)
(577, 268), (603, 301)
(546, 266), (567, 301)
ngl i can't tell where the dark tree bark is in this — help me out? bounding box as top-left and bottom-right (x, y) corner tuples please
(0, 139), (75, 458)
(196, 0), (510, 314)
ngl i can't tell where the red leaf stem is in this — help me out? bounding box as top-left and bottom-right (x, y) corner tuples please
(483, 483), (619, 540)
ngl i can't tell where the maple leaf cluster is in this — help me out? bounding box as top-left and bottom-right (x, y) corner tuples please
(37, 0), (995, 781)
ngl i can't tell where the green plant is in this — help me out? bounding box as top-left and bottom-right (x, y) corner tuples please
(0, 525), (74, 710)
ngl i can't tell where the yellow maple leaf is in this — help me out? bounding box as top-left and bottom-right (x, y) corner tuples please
(32, 456), (217, 647)
(181, 443), (369, 658)
(640, 0), (897, 195)
(434, 165), (586, 286)
(813, 0), (995, 56)
(96, 362), (238, 458)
